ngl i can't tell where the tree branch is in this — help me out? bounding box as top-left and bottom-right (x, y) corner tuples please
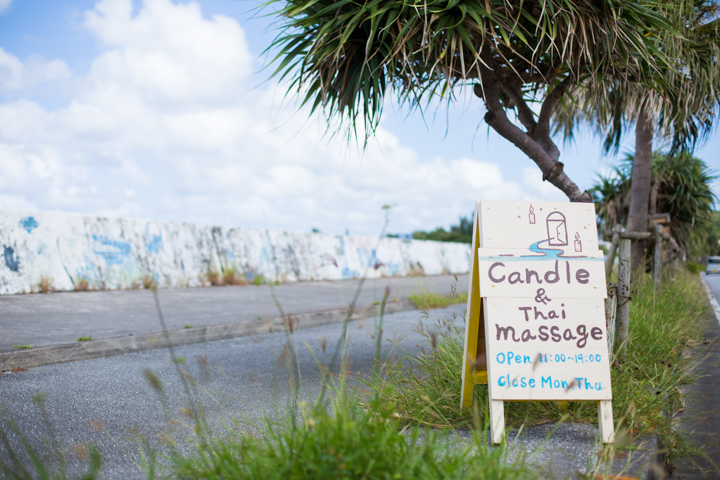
(536, 75), (574, 133)
(530, 74), (574, 162)
(497, 70), (537, 134)
(475, 60), (591, 203)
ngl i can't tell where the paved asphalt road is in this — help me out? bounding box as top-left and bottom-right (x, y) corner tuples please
(0, 305), (468, 479)
(0, 275), (467, 352)
(671, 274), (720, 479)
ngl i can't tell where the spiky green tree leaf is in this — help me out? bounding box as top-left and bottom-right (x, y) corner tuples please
(267, 0), (683, 202)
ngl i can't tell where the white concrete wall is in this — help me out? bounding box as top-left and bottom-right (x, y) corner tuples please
(0, 210), (471, 294)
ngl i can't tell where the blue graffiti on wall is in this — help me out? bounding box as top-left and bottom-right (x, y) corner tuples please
(342, 266), (357, 279)
(19, 217), (38, 233)
(3, 247), (19, 272)
(385, 262), (400, 276)
(93, 235), (131, 265)
(147, 235), (163, 254)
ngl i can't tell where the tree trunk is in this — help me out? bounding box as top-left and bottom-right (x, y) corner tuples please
(627, 103), (653, 272)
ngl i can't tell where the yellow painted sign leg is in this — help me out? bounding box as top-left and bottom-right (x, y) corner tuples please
(461, 204), (487, 411)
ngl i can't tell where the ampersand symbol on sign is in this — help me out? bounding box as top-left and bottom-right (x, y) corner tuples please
(534, 288), (551, 305)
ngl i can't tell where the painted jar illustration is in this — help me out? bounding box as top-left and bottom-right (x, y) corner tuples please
(546, 212), (568, 246)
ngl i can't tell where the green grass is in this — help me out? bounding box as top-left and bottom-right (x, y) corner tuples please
(11, 344), (32, 349)
(408, 289), (468, 309)
(686, 260), (705, 274)
(77, 336), (93, 342)
(360, 269), (708, 461)
(167, 389), (537, 480)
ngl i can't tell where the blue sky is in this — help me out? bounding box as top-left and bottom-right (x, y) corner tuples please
(0, 0), (718, 236)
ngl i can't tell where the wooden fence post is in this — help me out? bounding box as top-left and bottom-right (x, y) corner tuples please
(653, 224), (663, 294)
(616, 239), (632, 355)
(605, 225), (622, 279)
(605, 283), (617, 356)
(671, 253), (680, 279)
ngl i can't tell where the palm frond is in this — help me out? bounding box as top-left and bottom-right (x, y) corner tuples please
(266, 0), (682, 142)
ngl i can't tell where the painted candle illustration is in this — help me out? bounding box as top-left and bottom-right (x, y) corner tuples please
(574, 232), (582, 252)
(529, 204), (536, 224)
(546, 212), (568, 247)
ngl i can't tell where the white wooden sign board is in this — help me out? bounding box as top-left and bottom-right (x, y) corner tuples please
(461, 201), (614, 444)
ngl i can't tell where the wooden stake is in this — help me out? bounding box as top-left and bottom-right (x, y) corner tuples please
(605, 225), (621, 279)
(604, 284), (617, 356)
(653, 224), (663, 294)
(616, 239), (632, 354)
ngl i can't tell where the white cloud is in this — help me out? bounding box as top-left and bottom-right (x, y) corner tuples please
(83, 0), (251, 103)
(0, 0), (568, 235)
(0, 48), (71, 90)
(521, 168), (571, 203)
(0, 0), (12, 14)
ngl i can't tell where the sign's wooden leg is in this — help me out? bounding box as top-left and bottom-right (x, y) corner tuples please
(598, 400), (615, 443)
(460, 206), (485, 410)
(461, 369), (475, 410)
(490, 399), (505, 444)
(460, 295), (481, 410)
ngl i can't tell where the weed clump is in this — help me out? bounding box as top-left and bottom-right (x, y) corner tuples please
(222, 267), (249, 286)
(168, 393), (535, 480)
(205, 268), (222, 286)
(203, 266), (249, 286)
(75, 277), (90, 292)
(37, 276), (53, 294)
(408, 289), (468, 309)
(685, 260), (705, 274)
(407, 263), (426, 277)
(142, 274), (157, 290)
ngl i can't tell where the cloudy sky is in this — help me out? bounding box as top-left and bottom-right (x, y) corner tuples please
(0, 0), (718, 236)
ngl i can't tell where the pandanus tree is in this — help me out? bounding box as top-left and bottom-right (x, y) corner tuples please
(590, 151), (717, 256)
(268, 0), (683, 203)
(555, 0), (720, 267)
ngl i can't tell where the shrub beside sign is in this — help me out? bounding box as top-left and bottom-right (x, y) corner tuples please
(461, 201), (614, 443)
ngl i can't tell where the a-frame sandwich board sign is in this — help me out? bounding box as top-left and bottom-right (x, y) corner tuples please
(460, 201), (615, 444)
